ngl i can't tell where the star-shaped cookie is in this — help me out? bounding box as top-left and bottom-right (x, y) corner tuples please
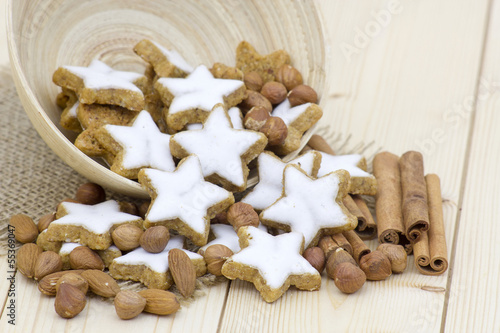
(138, 155), (235, 246)
(95, 110), (175, 179)
(271, 99), (323, 155)
(198, 224), (241, 254)
(260, 165), (357, 248)
(155, 65), (246, 130)
(46, 200), (143, 250)
(134, 39), (194, 78)
(170, 104), (268, 192)
(242, 151), (322, 211)
(221, 226), (321, 303)
(235, 41), (291, 83)
(317, 152), (377, 195)
(53, 59), (147, 111)
(109, 235), (206, 290)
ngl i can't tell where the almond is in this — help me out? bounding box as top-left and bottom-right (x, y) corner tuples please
(140, 226), (170, 253)
(55, 283), (87, 318)
(112, 224), (144, 251)
(56, 272), (88, 294)
(168, 248), (196, 297)
(37, 212), (56, 233)
(138, 289), (180, 315)
(17, 243), (43, 278)
(114, 290), (146, 320)
(69, 246), (105, 270)
(81, 270), (120, 297)
(34, 251), (63, 280)
(38, 270), (84, 296)
(75, 182), (106, 205)
(9, 214), (38, 243)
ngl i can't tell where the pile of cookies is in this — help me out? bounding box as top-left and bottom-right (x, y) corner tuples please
(10, 40), (447, 321)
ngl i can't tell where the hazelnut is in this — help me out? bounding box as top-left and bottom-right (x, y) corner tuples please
(203, 244), (234, 276)
(326, 248), (357, 279)
(276, 64), (303, 91)
(287, 84), (318, 107)
(333, 262), (366, 294)
(75, 183), (106, 205)
(37, 212), (55, 232)
(112, 224), (144, 251)
(244, 106), (271, 131)
(239, 90), (272, 114)
(303, 247), (325, 273)
(119, 201), (139, 216)
(260, 81), (287, 105)
(226, 202), (259, 231)
(140, 226), (170, 253)
(138, 201), (150, 219)
(211, 211), (229, 225)
(377, 243), (408, 273)
(259, 117), (288, 146)
(54, 283), (87, 319)
(244, 71), (263, 91)
(359, 250), (392, 281)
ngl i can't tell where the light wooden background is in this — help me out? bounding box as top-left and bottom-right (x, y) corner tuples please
(1, 0), (499, 332)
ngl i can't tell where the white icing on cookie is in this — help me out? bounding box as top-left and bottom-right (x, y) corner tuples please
(199, 224), (240, 253)
(50, 200), (142, 234)
(272, 99), (312, 126)
(112, 235), (202, 273)
(228, 106), (243, 129)
(59, 242), (80, 255)
(103, 110), (175, 171)
(68, 101), (79, 118)
(317, 152), (373, 178)
(260, 165), (353, 248)
(242, 151), (319, 211)
(171, 105), (265, 188)
(151, 41), (194, 74)
(156, 65), (244, 115)
(226, 226), (319, 289)
(141, 155), (233, 235)
(65, 59), (144, 94)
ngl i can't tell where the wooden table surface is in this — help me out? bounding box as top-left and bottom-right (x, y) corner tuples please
(1, 0), (499, 332)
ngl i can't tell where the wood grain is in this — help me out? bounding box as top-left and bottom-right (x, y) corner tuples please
(220, 0), (490, 331)
(444, 0), (500, 331)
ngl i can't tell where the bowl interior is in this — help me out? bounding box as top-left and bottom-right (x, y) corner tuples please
(8, 0), (325, 198)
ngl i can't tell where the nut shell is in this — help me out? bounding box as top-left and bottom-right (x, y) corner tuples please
(114, 290), (147, 320)
(287, 84), (318, 107)
(81, 270), (121, 297)
(333, 262), (366, 294)
(326, 248), (357, 279)
(17, 243), (43, 278)
(37, 212), (55, 233)
(34, 250), (63, 280)
(239, 90), (272, 114)
(226, 202), (260, 231)
(112, 224), (144, 251)
(260, 81), (287, 105)
(75, 182), (106, 205)
(244, 106), (271, 131)
(244, 71), (263, 91)
(138, 289), (180, 315)
(69, 246), (105, 270)
(259, 117), (288, 146)
(9, 214), (38, 243)
(377, 243), (407, 273)
(203, 244), (234, 276)
(303, 247), (325, 274)
(168, 248), (196, 298)
(56, 272), (88, 294)
(140, 226), (170, 253)
(38, 270), (85, 296)
(359, 250), (392, 281)
(276, 65), (303, 91)
(54, 283), (87, 319)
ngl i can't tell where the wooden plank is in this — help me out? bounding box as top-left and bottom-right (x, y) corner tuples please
(0, 0), (8, 66)
(219, 0), (490, 332)
(443, 0), (500, 331)
(0, 271), (229, 332)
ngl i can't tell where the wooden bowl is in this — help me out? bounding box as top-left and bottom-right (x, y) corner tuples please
(7, 0), (325, 198)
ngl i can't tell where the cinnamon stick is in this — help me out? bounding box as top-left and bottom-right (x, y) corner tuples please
(373, 152), (412, 253)
(352, 194), (377, 240)
(343, 195), (366, 230)
(318, 236), (337, 258)
(343, 230), (370, 263)
(399, 151), (429, 242)
(413, 174), (448, 275)
(331, 233), (353, 257)
(307, 134), (335, 155)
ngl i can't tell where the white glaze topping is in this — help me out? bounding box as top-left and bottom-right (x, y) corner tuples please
(151, 41), (194, 74)
(272, 99), (312, 126)
(317, 152), (373, 178)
